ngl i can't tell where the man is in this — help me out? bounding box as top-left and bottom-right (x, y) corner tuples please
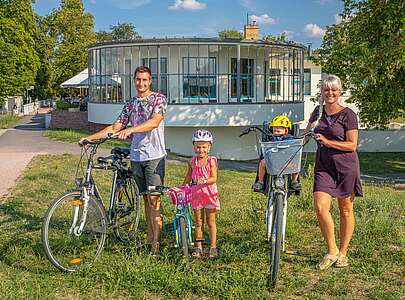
(81, 66), (167, 255)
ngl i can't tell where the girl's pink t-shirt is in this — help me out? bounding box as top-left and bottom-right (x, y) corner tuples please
(190, 156), (220, 210)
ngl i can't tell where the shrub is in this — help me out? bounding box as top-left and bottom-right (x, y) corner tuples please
(56, 100), (78, 110)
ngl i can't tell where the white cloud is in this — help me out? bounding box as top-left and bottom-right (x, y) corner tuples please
(168, 0), (207, 11)
(111, 0), (150, 9)
(89, 0), (96, 4)
(250, 14), (276, 25)
(304, 23), (326, 38)
(334, 14), (343, 24)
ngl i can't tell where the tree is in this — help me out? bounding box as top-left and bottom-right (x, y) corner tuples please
(110, 22), (141, 40)
(317, 0), (405, 126)
(263, 33), (288, 42)
(96, 30), (113, 42)
(218, 29), (243, 40)
(33, 15), (56, 100)
(0, 0), (39, 104)
(50, 0), (96, 94)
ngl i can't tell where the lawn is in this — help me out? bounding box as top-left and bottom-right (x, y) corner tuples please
(44, 128), (405, 176)
(0, 154), (404, 299)
(0, 113), (22, 129)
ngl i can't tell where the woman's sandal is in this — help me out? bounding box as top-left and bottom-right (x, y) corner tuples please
(317, 252), (339, 270)
(191, 247), (203, 258)
(335, 253), (349, 268)
(208, 247), (218, 258)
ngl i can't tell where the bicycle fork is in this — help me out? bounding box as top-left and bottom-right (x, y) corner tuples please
(69, 187), (92, 236)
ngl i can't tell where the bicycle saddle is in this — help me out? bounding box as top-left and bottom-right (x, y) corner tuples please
(97, 155), (116, 164)
(111, 147), (130, 158)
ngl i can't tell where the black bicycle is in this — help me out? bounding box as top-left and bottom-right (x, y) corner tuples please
(240, 125), (313, 288)
(41, 134), (142, 272)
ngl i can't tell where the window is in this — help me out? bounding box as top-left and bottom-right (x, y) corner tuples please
(141, 57), (168, 96)
(182, 57), (216, 99)
(265, 62), (281, 97)
(231, 58), (254, 99)
(304, 68), (311, 95)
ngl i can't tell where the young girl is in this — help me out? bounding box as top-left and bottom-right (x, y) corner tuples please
(183, 129), (220, 258)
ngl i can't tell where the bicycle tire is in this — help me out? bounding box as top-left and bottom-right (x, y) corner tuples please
(269, 192), (284, 288)
(178, 216), (189, 257)
(41, 190), (107, 272)
(265, 193), (273, 242)
(112, 177), (141, 243)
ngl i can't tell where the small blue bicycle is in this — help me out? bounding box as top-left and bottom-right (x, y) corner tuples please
(148, 185), (194, 256)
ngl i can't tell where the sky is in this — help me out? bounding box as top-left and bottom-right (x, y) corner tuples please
(33, 0), (344, 48)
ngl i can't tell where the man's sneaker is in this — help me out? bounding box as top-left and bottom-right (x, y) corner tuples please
(290, 180), (301, 191)
(253, 181), (265, 192)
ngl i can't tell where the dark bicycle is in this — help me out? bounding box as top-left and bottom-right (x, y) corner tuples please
(240, 125), (313, 288)
(41, 134), (142, 272)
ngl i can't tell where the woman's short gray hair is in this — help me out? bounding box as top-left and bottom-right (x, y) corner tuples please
(321, 74), (342, 91)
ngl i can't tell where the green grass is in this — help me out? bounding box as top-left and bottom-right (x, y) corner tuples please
(302, 152), (405, 175)
(44, 128), (405, 176)
(0, 155), (404, 299)
(43, 129), (131, 148)
(0, 113), (22, 129)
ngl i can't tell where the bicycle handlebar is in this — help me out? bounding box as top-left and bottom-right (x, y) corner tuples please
(238, 126), (265, 137)
(79, 132), (115, 147)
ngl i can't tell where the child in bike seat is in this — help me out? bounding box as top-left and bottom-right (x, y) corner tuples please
(253, 115), (301, 193)
(182, 129), (220, 258)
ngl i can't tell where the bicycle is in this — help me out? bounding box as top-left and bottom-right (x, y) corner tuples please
(147, 184), (194, 257)
(41, 134), (142, 272)
(240, 125), (314, 288)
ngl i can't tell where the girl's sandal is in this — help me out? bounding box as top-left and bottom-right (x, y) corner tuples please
(335, 253), (349, 268)
(317, 253), (339, 270)
(209, 247), (218, 258)
(191, 247), (203, 258)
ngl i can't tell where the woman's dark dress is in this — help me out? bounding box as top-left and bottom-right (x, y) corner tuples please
(309, 106), (363, 198)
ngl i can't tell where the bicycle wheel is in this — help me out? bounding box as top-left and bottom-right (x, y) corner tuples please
(112, 177), (141, 243)
(269, 192), (284, 288)
(178, 216), (189, 257)
(41, 191), (107, 272)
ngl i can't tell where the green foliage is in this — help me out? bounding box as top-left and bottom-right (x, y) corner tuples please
(218, 29), (244, 39)
(0, 0), (40, 104)
(110, 22), (141, 40)
(263, 33), (288, 42)
(49, 0), (96, 94)
(96, 22), (140, 42)
(317, 0), (405, 126)
(0, 155), (404, 298)
(33, 15), (56, 100)
(0, 113), (21, 129)
(96, 30), (113, 42)
(55, 100), (78, 110)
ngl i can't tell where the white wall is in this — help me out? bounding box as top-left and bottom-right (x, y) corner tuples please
(88, 102), (304, 127)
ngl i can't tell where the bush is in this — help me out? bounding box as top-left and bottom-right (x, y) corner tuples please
(55, 100), (78, 110)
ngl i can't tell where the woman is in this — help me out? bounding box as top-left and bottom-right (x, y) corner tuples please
(307, 75), (362, 270)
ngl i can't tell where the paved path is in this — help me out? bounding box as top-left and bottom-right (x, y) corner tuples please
(0, 114), (404, 198)
(0, 114), (108, 198)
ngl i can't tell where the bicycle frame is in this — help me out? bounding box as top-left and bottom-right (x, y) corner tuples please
(71, 136), (131, 234)
(148, 185), (194, 252)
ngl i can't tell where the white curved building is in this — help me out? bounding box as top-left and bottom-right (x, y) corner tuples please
(87, 37), (307, 160)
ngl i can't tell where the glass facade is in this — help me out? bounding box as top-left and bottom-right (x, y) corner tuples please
(88, 40), (305, 104)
